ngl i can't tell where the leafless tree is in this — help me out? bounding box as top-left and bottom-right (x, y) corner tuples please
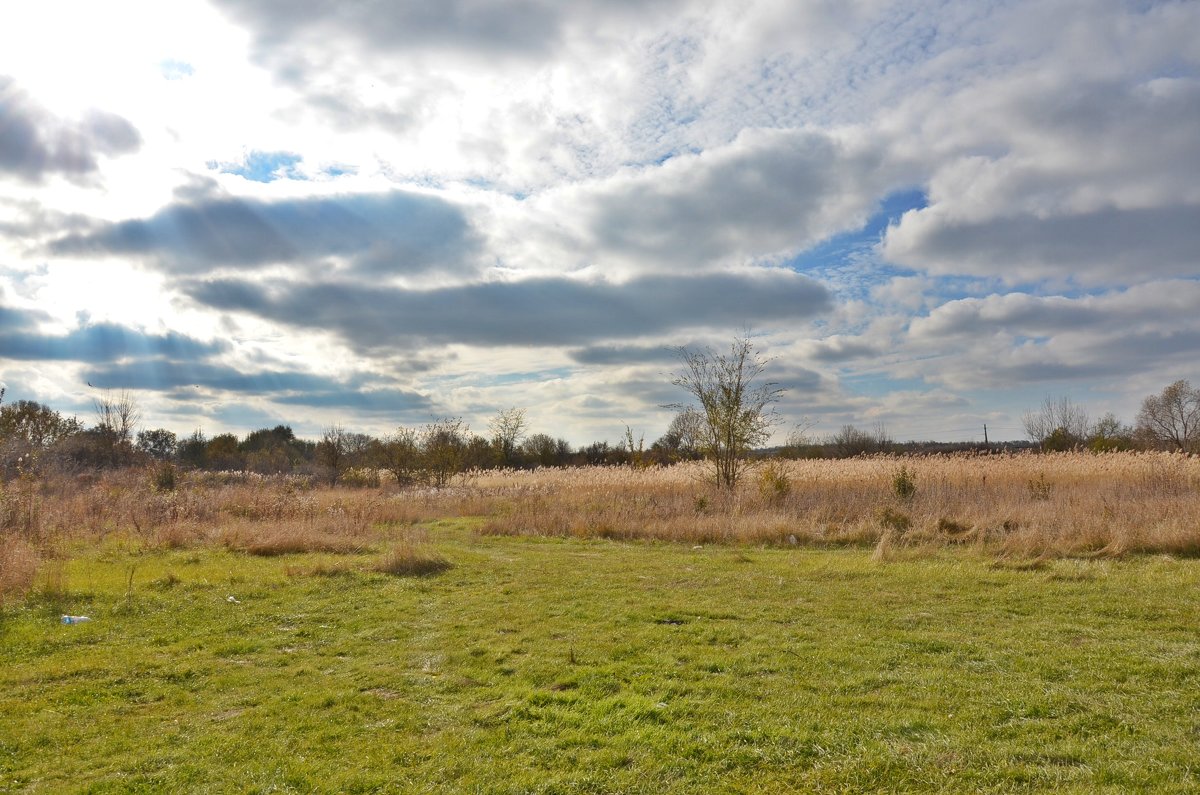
(665, 407), (706, 459)
(94, 390), (141, 445)
(316, 425), (349, 484)
(489, 407), (528, 466)
(1136, 380), (1200, 452)
(1023, 396), (1090, 450)
(422, 417), (469, 488)
(668, 334), (783, 489)
(381, 427), (424, 487)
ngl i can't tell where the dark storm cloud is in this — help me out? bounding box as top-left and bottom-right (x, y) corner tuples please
(181, 269), (832, 349)
(0, 76), (141, 183)
(50, 190), (482, 276)
(0, 317), (223, 363)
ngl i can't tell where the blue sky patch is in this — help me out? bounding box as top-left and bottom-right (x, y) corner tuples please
(213, 151), (305, 183)
(159, 59), (194, 80)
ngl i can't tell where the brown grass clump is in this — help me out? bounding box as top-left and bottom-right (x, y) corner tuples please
(0, 536), (40, 604)
(220, 520), (373, 556)
(284, 559), (359, 578)
(372, 542), (451, 577)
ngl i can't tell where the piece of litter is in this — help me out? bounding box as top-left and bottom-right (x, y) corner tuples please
(692, 545), (703, 550)
(61, 615), (91, 625)
(788, 534), (798, 545)
(227, 596), (241, 604)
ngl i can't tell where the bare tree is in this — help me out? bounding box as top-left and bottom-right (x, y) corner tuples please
(94, 390), (141, 445)
(832, 424), (884, 458)
(1136, 380), (1200, 452)
(489, 407), (528, 466)
(422, 417), (469, 488)
(1023, 396), (1090, 451)
(316, 425), (349, 484)
(381, 427), (424, 486)
(669, 335), (783, 489)
(664, 407), (706, 460)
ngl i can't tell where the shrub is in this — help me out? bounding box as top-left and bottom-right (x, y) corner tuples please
(149, 462), (177, 492)
(892, 465), (917, 501)
(340, 467), (381, 489)
(757, 460), (791, 503)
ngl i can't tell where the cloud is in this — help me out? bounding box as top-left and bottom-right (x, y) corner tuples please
(182, 268), (831, 349)
(212, 0), (683, 61)
(797, 335), (883, 363)
(909, 281), (1200, 340)
(0, 316), (225, 364)
(82, 359), (433, 413)
(883, 203), (1200, 286)
(897, 280), (1200, 389)
(568, 344), (680, 366)
(0, 75), (140, 183)
(565, 127), (910, 271)
(878, 61), (1200, 284)
(51, 189), (483, 277)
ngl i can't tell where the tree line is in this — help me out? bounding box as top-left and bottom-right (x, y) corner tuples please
(1, 350), (1197, 486)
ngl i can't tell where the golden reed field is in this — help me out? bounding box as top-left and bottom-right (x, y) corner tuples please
(3, 451), (1199, 601)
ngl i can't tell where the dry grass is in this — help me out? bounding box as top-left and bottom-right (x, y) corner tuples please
(220, 521), (374, 556)
(473, 452), (1200, 558)
(1, 452), (1197, 576)
(371, 541), (452, 576)
(0, 536), (39, 604)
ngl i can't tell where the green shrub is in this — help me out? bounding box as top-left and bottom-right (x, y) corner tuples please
(757, 460), (791, 503)
(149, 462), (177, 492)
(892, 465), (917, 501)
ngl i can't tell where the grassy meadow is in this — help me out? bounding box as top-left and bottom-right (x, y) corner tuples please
(2, 452), (1200, 792)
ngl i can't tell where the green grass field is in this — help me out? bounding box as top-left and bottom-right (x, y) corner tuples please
(2, 523), (1198, 793)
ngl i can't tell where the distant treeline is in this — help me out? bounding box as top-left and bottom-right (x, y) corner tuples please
(1, 378), (1196, 484)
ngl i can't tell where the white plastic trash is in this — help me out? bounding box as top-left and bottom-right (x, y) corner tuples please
(61, 615), (91, 625)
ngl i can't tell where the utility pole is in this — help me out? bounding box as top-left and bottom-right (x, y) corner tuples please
(983, 424), (989, 447)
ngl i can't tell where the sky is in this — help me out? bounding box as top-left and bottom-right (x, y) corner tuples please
(1, 0), (1198, 446)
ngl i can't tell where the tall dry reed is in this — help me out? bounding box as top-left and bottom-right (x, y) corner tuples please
(1, 452), (1197, 585)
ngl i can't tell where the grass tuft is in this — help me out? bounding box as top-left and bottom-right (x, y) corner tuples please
(0, 537), (39, 604)
(221, 523), (370, 557)
(371, 542), (451, 577)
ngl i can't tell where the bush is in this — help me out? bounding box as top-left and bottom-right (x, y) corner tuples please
(340, 467), (381, 489)
(149, 462), (177, 492)
(757, 460), (791, 503)
(892, 465), (917, 501)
